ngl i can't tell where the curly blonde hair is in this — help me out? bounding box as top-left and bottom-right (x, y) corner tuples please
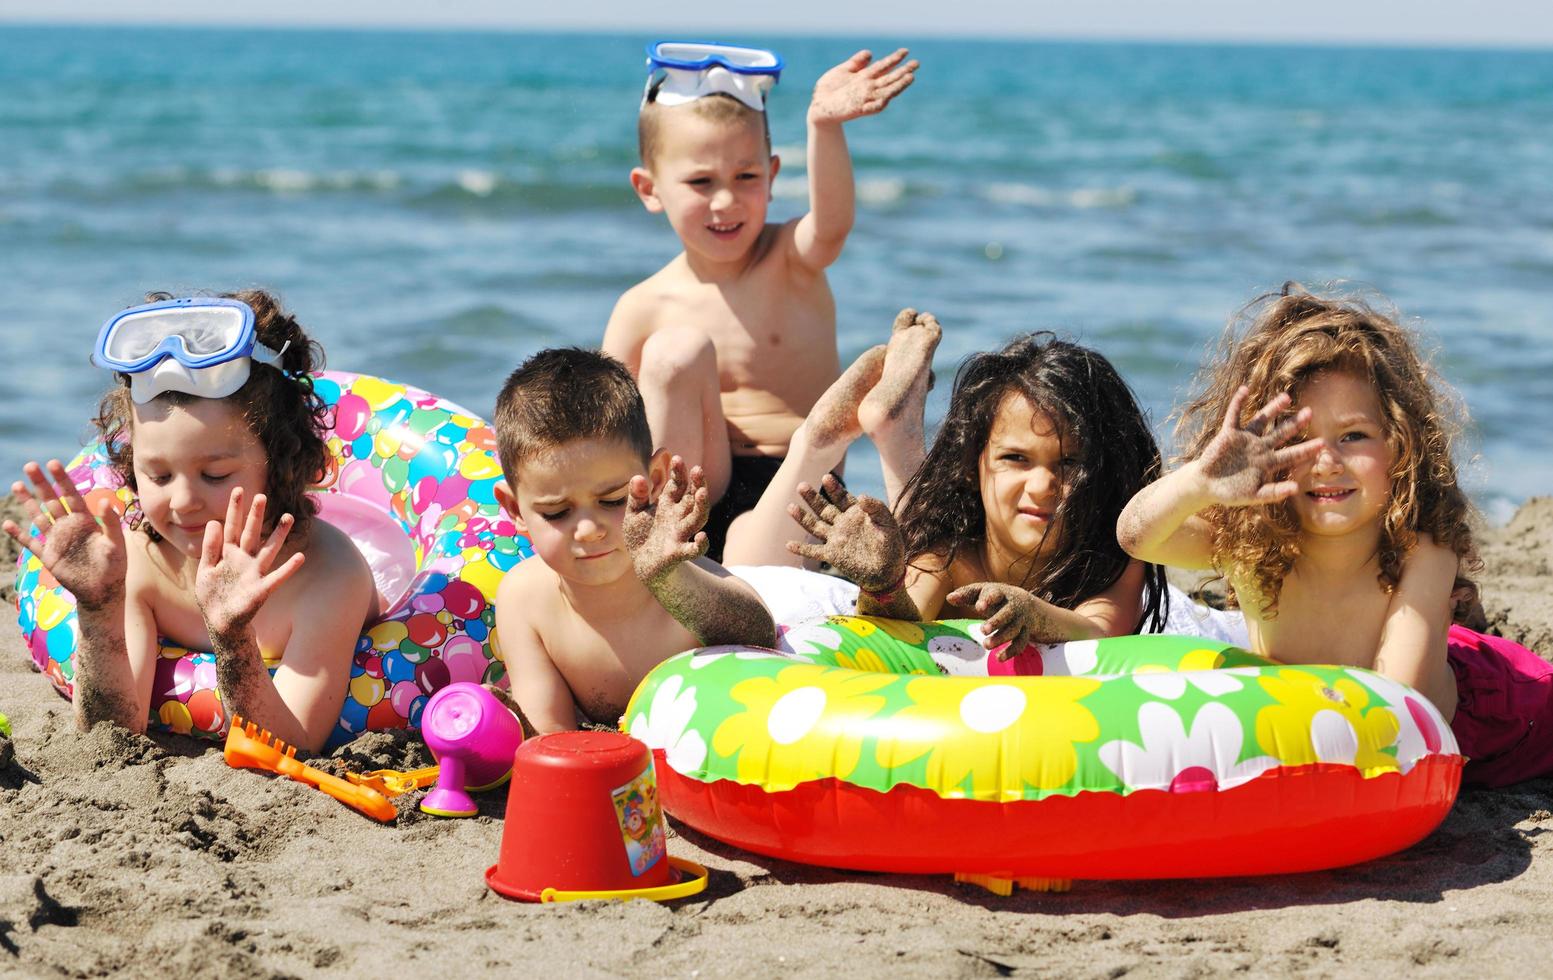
(93, 288), (329, 544)
(1176, 282), (1479, 616)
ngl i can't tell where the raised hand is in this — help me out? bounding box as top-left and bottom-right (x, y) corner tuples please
(1196, 387), (1324, 507)
(194, 487), (304, 639)
(808, 48), (918, 126)
(624, 455), (710, 587)
(786, 474), (904, 592)
(945, 582), (1046, 660)
(3, 460), (127, 610)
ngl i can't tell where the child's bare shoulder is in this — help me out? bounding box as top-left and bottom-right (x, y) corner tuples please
(495, 553), (559, 623)
(603, 259), (693, 354)
(275, 520), (374, 615)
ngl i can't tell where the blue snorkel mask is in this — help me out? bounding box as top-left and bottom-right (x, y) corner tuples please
(644, 41), (783, 112)
(92, 297), (289, 404)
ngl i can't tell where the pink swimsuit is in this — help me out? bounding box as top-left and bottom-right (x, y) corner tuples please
(1446, 625), (1553, 787)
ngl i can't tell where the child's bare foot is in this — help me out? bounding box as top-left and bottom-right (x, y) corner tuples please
(858, 308), (940, 438)
(803, 344), (886, 452)
(623, 455), (711, 587)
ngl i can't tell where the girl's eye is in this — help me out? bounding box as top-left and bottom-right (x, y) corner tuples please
(737, 172), (758, 180)
(145, 473), (171, 486)
(1340, 430), (1367, 443)
(202, 472), (233, 483)
(538, 509), (570, 522)
(1060, 457), (1081, 468)
(999, 452), (1027, 464)
(600, 496), (627, 509)
(687, 177), (711, 186)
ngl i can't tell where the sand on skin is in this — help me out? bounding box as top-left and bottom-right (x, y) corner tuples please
(2, 496), (1552, 978)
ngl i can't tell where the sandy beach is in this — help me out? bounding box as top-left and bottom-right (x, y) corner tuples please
(3, 497), (1551, 978)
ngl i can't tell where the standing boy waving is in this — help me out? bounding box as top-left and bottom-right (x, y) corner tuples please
(603, 42), (917, 558)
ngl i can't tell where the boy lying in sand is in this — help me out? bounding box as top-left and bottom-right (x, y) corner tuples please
(493, 311), (937, 732)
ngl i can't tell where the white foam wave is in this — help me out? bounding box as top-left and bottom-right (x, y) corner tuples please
(983, 183), (1136, 209)
(769, 175), (907, 205)
(456, 170), (498, 196)
(205, 168), (402, 193)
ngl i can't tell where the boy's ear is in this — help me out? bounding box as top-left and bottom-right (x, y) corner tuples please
(630, 167), (663, 213)
(494, 481), (526, 534)
(767, 154), (781, 199)
(646, 449), (672, 498)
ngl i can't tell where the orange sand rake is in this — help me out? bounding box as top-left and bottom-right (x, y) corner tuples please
(224, 715), (398, 823)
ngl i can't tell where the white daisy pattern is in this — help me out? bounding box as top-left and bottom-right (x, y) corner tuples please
(1037, 638), (1100, 676)
(1132, 666), (1257, 701)
(772, 623), (845, 659)
(927, 634), (988, 676)
(1099, 701), (1280, 792)
(626, 674), (708, 775)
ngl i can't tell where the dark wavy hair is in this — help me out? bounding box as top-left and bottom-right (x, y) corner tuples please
(896, 333), (1168, 632)
(94, 289), (330, 543)
(1176, 282), (1479, 616)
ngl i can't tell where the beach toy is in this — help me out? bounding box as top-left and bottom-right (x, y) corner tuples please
(0, 712), (10, 738)
(418, 681), (525, 817)
(12, 370), (531, 748)
(346, 765), (440, 798)
(625, 618), (1463, 892)
(486, 731), (708, 903)
(224, 714), (398, 823)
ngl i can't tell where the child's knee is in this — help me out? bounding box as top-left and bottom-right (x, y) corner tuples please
(639, 326), (717, 390)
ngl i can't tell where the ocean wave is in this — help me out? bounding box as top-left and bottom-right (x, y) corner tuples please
(982, 183), (1137, 209)
(771, 175), (914, 206)
(44, 166), (637, 213)
(113, 166), (405, 195)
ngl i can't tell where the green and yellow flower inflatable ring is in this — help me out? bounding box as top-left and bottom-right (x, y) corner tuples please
(624, 617), (1463, 881)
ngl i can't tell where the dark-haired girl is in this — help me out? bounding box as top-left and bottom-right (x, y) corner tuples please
(4, 290), (375, 751)
(789, 333), (1194, 658)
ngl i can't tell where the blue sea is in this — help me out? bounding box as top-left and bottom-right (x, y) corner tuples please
(2, 26), (1550, 520)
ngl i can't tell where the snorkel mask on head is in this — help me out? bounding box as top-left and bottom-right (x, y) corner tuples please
(92, 297), (288, 404)
(643, 41), (783, 112)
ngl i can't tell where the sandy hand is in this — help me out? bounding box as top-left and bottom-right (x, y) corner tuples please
(1197, 386), (1325, 507)
(946, 582), (1045, 660)
(4, 459), (127, 610)
(787, 474), (905, 591)
(195, 487), (305, 639)
(859, 308), (941, 435)
(808, 48), (918, 125)
(624, 455), (710, 587)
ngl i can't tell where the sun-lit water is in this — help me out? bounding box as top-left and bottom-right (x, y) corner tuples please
(2, 26), (1550, 520)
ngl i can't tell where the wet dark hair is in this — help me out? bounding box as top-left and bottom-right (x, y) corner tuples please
(896, 333), (1168, 632)
(94, 289), (330, 543)
(494, 348), (654, 485)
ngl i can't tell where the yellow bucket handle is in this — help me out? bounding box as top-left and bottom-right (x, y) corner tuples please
(539, 856), (709, 903)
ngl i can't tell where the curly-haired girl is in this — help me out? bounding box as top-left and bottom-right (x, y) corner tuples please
(1118, 282), (1552, 787)
(788, 332), (1212, 661)
(3, 290), (375, 752)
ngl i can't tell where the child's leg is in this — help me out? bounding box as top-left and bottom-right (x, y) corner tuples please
(858, 309), (941, 507)
(637, 326), (732, 505)
(721, 345), (886, 567)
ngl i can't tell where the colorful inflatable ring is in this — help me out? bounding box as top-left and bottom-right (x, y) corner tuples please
(13, 370), (530, 748)
(625, 617), (1463, 883)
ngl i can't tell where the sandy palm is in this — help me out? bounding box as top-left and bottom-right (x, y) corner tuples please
(787, 474), (904, 591)
(809, 49), (918, 124)
(1199, 387), (1324, 506)
(3, 459), (126, 609)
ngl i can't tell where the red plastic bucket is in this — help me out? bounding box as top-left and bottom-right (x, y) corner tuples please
(486, 731), (703, 902)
